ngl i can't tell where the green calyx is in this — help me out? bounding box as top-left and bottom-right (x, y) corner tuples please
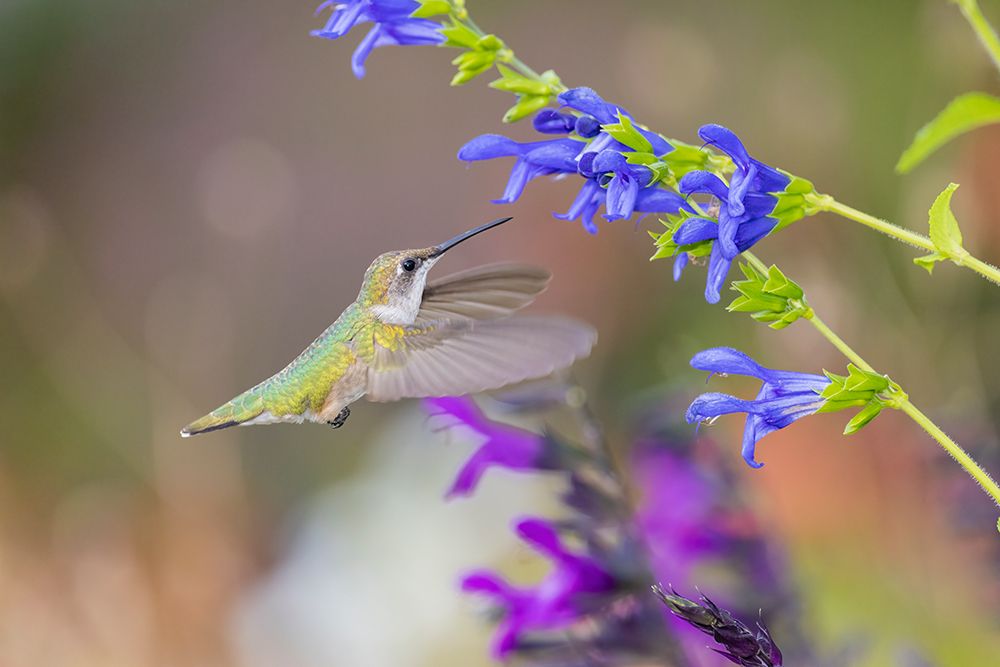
(818, 365), (907, 436)
(914, 183), (972, 274)
(727, 263), (812, 329)
(411, 0), (453, 18)
(490, 65), (563, 123)
(773, 176), (824, 231)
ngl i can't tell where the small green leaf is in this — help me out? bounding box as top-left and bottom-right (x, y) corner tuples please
(411, 0), (452, 18)
(602, 112), (653, 153)
(927, 182), (965, 256)
(896, 92), (1000, 173)
(502, 95), (550, 123)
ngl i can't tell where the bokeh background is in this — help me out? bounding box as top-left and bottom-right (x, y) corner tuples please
(2, 0), (999, 664)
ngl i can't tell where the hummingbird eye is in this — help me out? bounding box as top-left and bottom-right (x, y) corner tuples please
(401, 258), (418, 272)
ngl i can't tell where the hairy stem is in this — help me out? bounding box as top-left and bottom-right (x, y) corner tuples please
(900, 399), (1000, 514)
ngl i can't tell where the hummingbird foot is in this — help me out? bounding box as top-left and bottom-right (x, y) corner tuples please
(327, 407), (350, 429)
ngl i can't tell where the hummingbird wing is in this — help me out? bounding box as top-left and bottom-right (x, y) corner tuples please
(365, 315), (596, 402)
(417, 263), (550, 323)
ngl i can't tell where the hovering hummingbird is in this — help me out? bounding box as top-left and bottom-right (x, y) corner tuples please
(180, 217), (596, 437)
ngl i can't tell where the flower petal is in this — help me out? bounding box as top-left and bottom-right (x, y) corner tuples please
(685, 392), (755, 423)
(689, 347), (767, 380)
(679, 170), (730, 201)
(673, 217), (719, 245)
(458, 134), (523, 161)
(698, 124), (750, 169)
(557, 87), (621, 124)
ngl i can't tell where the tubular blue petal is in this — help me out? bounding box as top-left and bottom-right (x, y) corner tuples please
(679, 170), (730, 201)
(727, 162), (756, 217)
(591, 149), (628, 174)
(674, 217), (719, 245)
(533, 109), (576, 134)
(703, 243), (733, 304)
(634, 188), (689, 214)
(715, 208), (741, 259)
(685, 392), (755, 422)
(524, 139), (585, 171)
(698, 124), (750, 168)
(574, 115), (601, 138)
(555, 179), (603, 234)
(458, 134), (523, 161)
(350, 24), (383, 78)
(640, 127), (672, 156)
(673, 252), (689, 282)
(495, 159), (532, 203)
(741, 414), (769, 468)
(734, 216), (778, 250)
(557, 87), (621, 124)
(604, 173), (639, 221)
(382, 18), (445, 45)
(689, 347), (767, 379)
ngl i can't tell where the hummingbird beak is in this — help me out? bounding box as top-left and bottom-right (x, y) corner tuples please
(428, 217), (513, 258)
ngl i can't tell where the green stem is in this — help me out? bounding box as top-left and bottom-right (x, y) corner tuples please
(899, 399), (1000, 510)
(955, 0), (1000, 74)
(822, 198), (936, 253)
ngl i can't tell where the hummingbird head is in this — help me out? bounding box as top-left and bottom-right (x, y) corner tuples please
(361, 217), (513, 324)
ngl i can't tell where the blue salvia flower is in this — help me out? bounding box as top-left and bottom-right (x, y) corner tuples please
(685, 348), (830, 468)
(674, 125), (791, 303)
(312, 0), (444, 78)
(459, 87), (687, 234)
(457, 136), (584, 203)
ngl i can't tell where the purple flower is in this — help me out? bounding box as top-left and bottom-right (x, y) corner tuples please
(461, 517), (616, 658)
(675, 125), (790, 303)
(312, 0), (444, 78)
(425, 397), (557, 498)
(457, 135), (583, 204)
(459, 87), (685, 233)
(685, 348), (830, 468)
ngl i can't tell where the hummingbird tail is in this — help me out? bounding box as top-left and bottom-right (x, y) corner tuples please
(180, 388), (266, 437)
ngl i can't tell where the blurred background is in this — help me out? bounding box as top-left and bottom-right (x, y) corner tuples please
(1, 0), (999, 664)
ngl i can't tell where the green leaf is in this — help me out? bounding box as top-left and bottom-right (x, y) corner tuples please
(602, 112), (653, 153)
(927, 182), (965, 256)
(502, 95), (549, 123)
(896, 92), (1000, 173)
(411, 0), (452, 18)
(914, 183), (969, 271)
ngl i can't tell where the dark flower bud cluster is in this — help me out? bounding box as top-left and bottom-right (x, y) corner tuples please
(654, 585), (783, 667)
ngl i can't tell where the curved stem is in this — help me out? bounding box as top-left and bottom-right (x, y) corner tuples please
(899, 399), (1000, 511)
(955, 0), (1000, 74)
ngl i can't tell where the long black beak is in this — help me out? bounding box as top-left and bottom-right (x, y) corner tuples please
(429, 217), (513, 258)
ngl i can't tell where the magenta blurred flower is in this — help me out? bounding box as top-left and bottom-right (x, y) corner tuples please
(461, 517), (616, 658)
(425, 397), (558, 499)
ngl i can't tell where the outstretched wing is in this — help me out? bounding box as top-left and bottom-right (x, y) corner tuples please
(366, 315), (596, 402)
(416, 263), (550, 323)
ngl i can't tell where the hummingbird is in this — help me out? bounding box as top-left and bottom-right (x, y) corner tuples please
(180, 217), (596, 437)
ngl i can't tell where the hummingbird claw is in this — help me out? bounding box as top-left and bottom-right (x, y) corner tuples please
(327, 407), (351, 429)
